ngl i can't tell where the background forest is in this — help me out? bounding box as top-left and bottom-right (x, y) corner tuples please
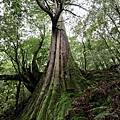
(0, 0), (120, 120)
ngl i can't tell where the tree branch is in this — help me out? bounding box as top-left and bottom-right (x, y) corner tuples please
(107, 14), (120, 34)
(0, 74), (20, 81)
(32, 34), (44, 74)
(115, 5), (120, 18)
(35, 0), (53, 19)
(52, 3), (63, 30)
(44, 0), (53, 12)
(68, 3), (89, 12)
(64, 9), (81, 17)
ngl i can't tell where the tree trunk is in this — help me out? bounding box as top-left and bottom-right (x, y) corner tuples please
(17, 12), (85, 120)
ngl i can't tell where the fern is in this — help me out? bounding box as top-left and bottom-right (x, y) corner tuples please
(94, 111), (118, 120)
(89, 106), (108, 112)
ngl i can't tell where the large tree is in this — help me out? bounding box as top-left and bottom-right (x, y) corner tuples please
(16, 0), (85, 120)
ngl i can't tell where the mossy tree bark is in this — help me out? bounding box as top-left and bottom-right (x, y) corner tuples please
(17, 1), (85, 120)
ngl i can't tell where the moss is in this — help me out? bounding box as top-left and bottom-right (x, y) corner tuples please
(46, 87), (60, 120)
(72, 116), (88, 120)
(36, 91), (77, 120)
(37, 87), (53, 120)
(53, 92), (75, 120)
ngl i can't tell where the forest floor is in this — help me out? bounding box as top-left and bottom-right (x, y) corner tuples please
(0, 64), (120, 120)
(72, 64), (120, 120)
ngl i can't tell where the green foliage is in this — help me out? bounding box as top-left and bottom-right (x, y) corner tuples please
(0, 81), (16, 115)
(94, 111), (118, 120)
(0, 0), (50, 116)
(0, 80), (30, 116)
(72, 65), (120, 119)
(54, 92), (74, 120)
(0, 0), (120, 119)
(71, 0), (120, 70)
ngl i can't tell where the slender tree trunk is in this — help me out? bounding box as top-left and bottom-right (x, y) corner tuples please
(17, 7), (85, 120)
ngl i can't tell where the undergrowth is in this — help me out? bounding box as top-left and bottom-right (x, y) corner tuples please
(0, 64), (120, 120)
(72, 64), (120, 120)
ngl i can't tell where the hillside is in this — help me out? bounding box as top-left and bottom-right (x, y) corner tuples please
(0, 64), (120, 120)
